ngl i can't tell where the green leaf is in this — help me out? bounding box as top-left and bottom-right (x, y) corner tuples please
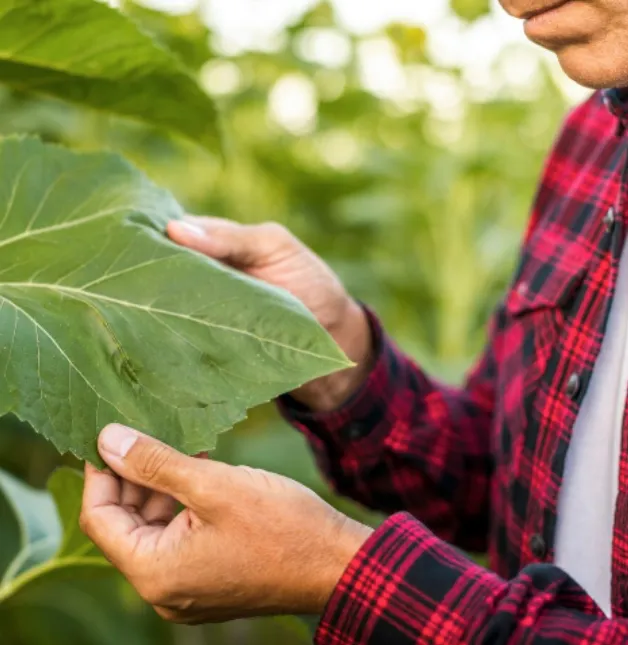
(0, 469), (170, 645)
(0, 136), (351, 464)
(48, 468), (100, 559)
(0, 0), (221, 152)
(0, 467), (109, 606)
(0, 469), (61, 583)
(1, 577), (169, 645)
(121, 1), (215, 71)
(0, 477), (21, 576)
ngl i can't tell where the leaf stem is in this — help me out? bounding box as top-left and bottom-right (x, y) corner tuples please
(0, 556), (110, 605)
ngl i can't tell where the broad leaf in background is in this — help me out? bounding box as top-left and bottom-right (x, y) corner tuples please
(0, 467), (107, 606)
(2, 577), (171, 645)
(0, 467), (169, 645)
(0, 137), (351, 463)
(0, 0), (221, 152)
(0, 464), (316, 645)
(48, 468), (100, 559)
(0, 469), (60, 583)
(0, 471), (22, 575)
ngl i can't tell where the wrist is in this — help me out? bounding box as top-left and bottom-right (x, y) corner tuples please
(291, 299), (374, 412)
(306, 515), (373, 615)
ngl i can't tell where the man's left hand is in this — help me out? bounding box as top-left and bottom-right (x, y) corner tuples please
(80, 424), (372, 624)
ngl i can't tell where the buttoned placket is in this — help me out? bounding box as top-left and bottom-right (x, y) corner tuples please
(527, 98), (628, 576)
(608, 120), (628, 617)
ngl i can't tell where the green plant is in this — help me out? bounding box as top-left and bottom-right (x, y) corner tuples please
(0, 468), (105, 606)
(0, 0), (222, 151)
(0, 1), (570, 642)
(0, 1), (349, 464)
(0, 136), (347, 464)
(0, 0), (349, 628)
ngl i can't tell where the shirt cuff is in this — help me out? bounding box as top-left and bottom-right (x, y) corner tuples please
(277, 307), (404, 450)
(314, 513), (496, 645)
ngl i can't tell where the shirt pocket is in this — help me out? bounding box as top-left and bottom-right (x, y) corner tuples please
(496, 245), (588, 468)
(505, 256), (585, 321)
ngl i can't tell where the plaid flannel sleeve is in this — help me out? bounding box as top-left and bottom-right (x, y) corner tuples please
(278, 307), (501, 552)
(315, 512), (625, 645)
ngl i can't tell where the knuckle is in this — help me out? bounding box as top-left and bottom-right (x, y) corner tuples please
(235, 465), (260, 484)
(258, 221), (291, 241)
(235, 464), (274, 489)
(187, 462), (226, 506)
(135, 442), (172, 484)
(186, 474), (207, 501)
(253, 222), (298, 257)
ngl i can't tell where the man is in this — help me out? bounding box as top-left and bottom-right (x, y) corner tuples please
(79, 0), (628, 642)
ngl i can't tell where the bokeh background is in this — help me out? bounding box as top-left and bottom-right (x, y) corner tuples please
(0, 0), (590, 643)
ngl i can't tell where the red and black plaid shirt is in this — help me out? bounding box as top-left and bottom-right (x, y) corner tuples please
(280, 89), (628, 643)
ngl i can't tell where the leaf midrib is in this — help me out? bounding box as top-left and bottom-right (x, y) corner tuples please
(0, 282), (348, 365)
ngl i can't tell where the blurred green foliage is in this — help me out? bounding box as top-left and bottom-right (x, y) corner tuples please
(451, 0), (491, 21)
(0, 0), (572, 643)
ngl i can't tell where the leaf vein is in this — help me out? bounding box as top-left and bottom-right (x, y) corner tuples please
(0, 204), (141, 251)
(0, 283), (347, 365)
(0, 294), (130, 422)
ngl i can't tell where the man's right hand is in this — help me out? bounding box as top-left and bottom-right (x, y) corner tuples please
(167, 216), (373, 412)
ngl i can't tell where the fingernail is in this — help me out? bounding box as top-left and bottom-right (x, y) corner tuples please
(100, 424), (138, 458)
(177, 221), (205, 237)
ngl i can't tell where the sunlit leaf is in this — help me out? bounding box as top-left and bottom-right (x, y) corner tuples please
(0, 0), (221, 151)
(121, 1), (215, 70)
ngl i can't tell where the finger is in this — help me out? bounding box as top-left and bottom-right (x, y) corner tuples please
(120, 479), (149, 514)
(167, 216), (279, 267)
(81, 464), (145, 563)
(142, 491), (178, 525)
(97, 424), (223, 507)
(83, 463), (121, 509)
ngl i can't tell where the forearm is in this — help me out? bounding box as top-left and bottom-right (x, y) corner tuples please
(290, 298), (375, 412)
(316, 513), (626, 645)
(279, 307), (499, 551)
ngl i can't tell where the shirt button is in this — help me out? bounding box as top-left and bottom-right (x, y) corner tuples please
(565, 372), (581, 399)
(604, 207), (617, 233)
(345, 422), (367, 441)
(529, 534), (547, 559)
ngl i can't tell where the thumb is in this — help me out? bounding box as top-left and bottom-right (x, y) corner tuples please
(167, 216), (263, 267)
(98, 424), (201, 504)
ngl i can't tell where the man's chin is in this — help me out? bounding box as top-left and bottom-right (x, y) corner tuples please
(555, 47), (628, 90)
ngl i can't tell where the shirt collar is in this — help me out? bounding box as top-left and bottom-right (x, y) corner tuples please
(602, 88), (628, 136)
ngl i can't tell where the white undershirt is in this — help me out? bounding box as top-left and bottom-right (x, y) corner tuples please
(554, 242), (628, 617)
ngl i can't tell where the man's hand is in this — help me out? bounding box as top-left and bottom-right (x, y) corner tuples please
(167, 216), (373, 411)
(80, 424), (372, 624)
